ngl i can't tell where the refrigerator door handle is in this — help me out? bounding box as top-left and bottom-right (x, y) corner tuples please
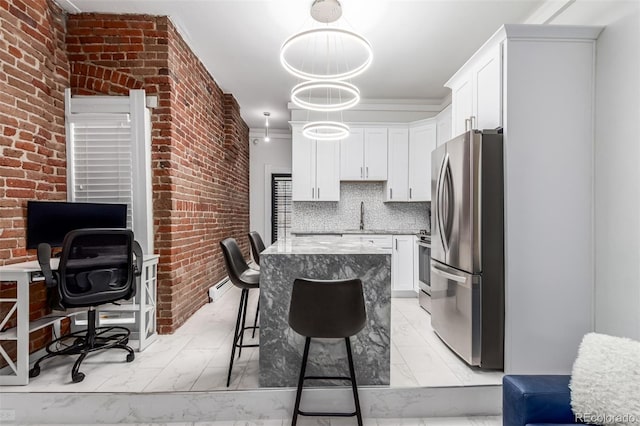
(435, 154), (446, 250)
(437, 154), (452, 252)
(431, 265), (470, 288)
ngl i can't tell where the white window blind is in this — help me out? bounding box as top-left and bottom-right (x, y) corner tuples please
(65, 89), (154, 254)
(70, 117), (134, 228)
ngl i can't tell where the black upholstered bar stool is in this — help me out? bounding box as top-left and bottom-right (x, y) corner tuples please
(220, 238), (260, 387)
(288, 277), (367, 426)
(247, 231), (266, 337)
(248, 231), (266, 267)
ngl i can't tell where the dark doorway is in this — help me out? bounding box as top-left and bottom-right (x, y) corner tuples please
(271, 173), (292, 243)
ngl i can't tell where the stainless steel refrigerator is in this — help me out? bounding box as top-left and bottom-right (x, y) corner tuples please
(430, 129), (504, 369)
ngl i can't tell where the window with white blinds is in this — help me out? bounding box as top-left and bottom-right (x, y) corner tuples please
(271, 174), (292, 243)
(69, 117), (134, 228)
(65, 89), (154, 253)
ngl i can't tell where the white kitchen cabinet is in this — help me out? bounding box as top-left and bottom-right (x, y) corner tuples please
(315, 140), (340, 201)
(339, 127), (387, 181)
(385, 127), (409, 201)
(342, 234), (392, 249)
(436, 104), (452, 146)
(448, 44), (502, 137)
(364, 128), (388, 180)
(292, 127), (340, 201)
(408, 123), (436, 201)
(443, 24), (602, 374)
(392, 235), (416, 296)
(450, 76), (473, 138)
(339, 128), (365, 180)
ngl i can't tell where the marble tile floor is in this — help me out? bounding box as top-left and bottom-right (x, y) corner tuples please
(2, 286), (502, 392)
(26, 415), (501, 426)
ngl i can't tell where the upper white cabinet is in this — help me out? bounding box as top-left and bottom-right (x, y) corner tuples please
(292, 126), (340, 201)
(385, 122), (437, 202)
(385, 127), (409, 201)
(447, 44), (502, 137)
(408, 122), (436, 201)
(340, 128), (364, 180)
(436, 104), (452, 146)
(340, 127), (388, 181)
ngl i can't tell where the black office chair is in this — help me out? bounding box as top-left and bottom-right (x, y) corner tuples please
(29, 228), (142, 383)
(247, 231), (266, 337)
(288, 278), (367, 426)
(220, 237), (260, 387)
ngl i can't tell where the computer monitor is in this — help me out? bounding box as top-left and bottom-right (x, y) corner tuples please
(26, 201), (128, 249)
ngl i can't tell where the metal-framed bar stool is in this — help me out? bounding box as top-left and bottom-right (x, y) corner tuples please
(288, 277), (367, 426)
(220, 238), (260, 387)
(247, 231), (266, 338)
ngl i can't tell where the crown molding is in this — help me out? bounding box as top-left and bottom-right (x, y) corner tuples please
(524, 0), (575, 24)
(249, 129), (291, 142)
(288, 96), (451, 113)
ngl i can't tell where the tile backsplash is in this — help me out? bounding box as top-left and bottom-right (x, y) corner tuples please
(292, 182), (430, 232)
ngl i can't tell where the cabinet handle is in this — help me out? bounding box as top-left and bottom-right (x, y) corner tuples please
(410, 188), (412, 199)
(366, 166), (369, 178)
(465, 116), (476, 132)
(360, 167), (363, 179)
(390, 188), (393, 199)
(312, 188), (315, 198)
(395, 239), (398, 250)
(317, 187), (320, 198)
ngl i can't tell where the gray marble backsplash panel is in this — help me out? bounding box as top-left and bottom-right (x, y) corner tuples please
(292, 182), (430, 232)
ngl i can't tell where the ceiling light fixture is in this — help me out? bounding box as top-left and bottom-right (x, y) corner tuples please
(281, 0), (372, 141)
(280, 28), (373, 82)
(291, 80), (360, 112)
(310, 0), (342, 23)
(302, 121), (350, 141)
(264, 112), (270, 142)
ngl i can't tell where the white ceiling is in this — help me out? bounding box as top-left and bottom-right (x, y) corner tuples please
(62, 0), (544, 130)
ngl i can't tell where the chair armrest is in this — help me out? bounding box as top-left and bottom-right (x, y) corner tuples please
(503, 375), (577, 426)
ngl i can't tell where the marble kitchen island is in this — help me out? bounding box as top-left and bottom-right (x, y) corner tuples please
(259, 236), (391, 387)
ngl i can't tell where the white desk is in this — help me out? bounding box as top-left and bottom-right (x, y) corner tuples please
(0, 255), (159, 385)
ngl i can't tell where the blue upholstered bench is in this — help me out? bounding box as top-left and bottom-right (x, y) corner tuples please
(502, 375), (588, 426)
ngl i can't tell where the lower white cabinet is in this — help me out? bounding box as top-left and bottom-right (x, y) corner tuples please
(392, 235), (416, 296)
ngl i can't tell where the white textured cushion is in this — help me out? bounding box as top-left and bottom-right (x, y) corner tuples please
(570, 333), (640, 425)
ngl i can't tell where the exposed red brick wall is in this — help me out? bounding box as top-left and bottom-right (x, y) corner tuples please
(66, 14), (250, 333)
(0, 5), (250, 367)
(0, 0), (69, 364)
(159, 23), (250, 331)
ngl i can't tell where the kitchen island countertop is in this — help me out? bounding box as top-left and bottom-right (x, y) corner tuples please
(262, 236), (391, 255)
(290, 229), (425, 236)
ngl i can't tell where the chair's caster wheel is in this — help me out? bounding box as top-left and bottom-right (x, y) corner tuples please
(126, 353), (135, 362)
(72, 372), (85, 383)
(29, 366), (40, 378)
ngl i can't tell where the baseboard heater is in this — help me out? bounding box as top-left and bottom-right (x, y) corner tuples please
(209, 276), (231, 302)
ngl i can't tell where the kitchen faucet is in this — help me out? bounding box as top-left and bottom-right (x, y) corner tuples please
(360, 201), (365, 230)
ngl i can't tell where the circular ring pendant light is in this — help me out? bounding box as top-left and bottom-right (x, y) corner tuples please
(302, 121), (350, 141)
(291, 80), (360, 112)
(280, 28), (373, 81)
